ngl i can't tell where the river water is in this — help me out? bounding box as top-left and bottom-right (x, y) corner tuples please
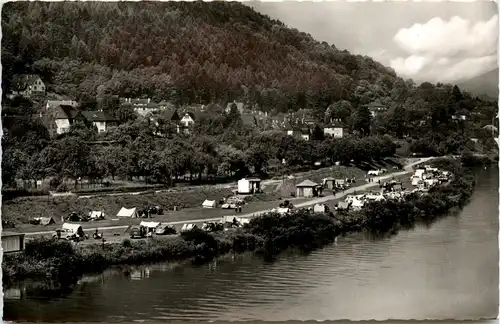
(4, 166), (499, 321)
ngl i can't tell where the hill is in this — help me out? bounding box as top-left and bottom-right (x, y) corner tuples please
(2, 1), (402, 114)
(458, 68), (499, 100)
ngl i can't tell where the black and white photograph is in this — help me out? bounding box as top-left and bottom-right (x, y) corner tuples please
(1, 0), (498, 322)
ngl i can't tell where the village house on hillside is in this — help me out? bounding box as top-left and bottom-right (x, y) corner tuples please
(10, 74), (46, 98)
(323, 119), (347, 138)
(286, 123), (311, 141)
(44, 105), (86, 136)
(120, 98), (173, 116)
(365, 101), (387, 117)
(81, 111), (119, 133)
(43, 104), (118, 136)
(46, 100), (79, 110)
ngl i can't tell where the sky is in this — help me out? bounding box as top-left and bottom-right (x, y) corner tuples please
(249, 1), (498, 84)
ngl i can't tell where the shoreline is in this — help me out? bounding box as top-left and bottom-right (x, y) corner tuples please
(2, 157), (476, 286)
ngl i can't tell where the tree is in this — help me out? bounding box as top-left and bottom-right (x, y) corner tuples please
(311, 124), (325, 141)
(353, 105), (372, 136)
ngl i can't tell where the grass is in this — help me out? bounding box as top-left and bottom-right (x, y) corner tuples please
(3, 187), (234, 227)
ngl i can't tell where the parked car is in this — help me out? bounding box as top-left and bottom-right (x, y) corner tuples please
(130, 226), (147, 239)
(201, 222), (224, 232)
(52, 223), (88, 241)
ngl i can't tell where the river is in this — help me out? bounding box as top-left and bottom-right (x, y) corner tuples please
(3, 166), (498, 321)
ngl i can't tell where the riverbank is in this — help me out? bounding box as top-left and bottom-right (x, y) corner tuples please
(3, 157), (475, 286)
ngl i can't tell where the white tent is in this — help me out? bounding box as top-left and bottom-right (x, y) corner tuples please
(272, 207), (290, 215)
(89, 211), (105, 219)
(202, 200), (217, 208)
(181, 223), (197, 232)
(116, 207), (138, 218)
(62, 223), (83, 234)
(313, 204), (328, 213)
(236, 217), (250, 225)
(139, 221), (161, 229)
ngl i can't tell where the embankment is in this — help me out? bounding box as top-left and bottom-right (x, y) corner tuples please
(2, 158), (475, 286)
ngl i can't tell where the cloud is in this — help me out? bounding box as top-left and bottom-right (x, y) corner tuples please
(389, 15), (498, 82)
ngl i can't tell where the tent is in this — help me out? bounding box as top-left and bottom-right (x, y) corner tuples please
(89, 211), (105, 219)
(202, 200), (217, 208)
(139, 221), (161, 230)
(62, 223), (85, 237)
(181, 223), (197, 232)
(336, 201), (351, 210)
(272, 207), (290, 215)
(313, 204), (329, 213)
(39, 217), (56, 226)
(116, 207), (138, 218)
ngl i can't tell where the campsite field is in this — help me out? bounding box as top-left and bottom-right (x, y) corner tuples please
(7, 158), (405, 236)
(23, 171), (414, 246)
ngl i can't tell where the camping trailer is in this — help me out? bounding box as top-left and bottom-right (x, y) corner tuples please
(1, 232), (25, 253)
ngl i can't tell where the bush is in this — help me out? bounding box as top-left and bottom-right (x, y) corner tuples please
(56, 183), (69, 193)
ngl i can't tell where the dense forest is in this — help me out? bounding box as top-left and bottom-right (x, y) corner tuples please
(1, 1), (498, 191)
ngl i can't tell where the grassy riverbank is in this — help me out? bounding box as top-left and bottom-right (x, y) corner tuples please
(2, 158), (475, 286)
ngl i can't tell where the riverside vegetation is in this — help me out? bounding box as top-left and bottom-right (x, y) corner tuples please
(3, 158), (476, 287)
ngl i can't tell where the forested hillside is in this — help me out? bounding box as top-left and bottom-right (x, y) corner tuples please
(1, 1), (498, 196)
(3, 1), (404, 113)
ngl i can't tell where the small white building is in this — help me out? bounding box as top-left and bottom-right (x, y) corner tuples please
(238, 178), (262, 194)
(323, 120), (346, 138)
(2, 232), (25, 253)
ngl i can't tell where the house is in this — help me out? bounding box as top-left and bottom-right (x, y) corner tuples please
(81, 111), (119, 133)
(46, 100), (79, 110)
(287, 127), (311, 141)
(238, 178), (262, 194)
(323, 119), (346, 138)
(2, 232), (25, 253)
(11, 74), (46, 97)
(296, 180), (321, 198)
(121, 98), (173, 117)
(365, 101), (387, 117)
(49, 105), (86, 135)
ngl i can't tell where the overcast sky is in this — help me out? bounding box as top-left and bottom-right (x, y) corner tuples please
(249, 1), (498, 84)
